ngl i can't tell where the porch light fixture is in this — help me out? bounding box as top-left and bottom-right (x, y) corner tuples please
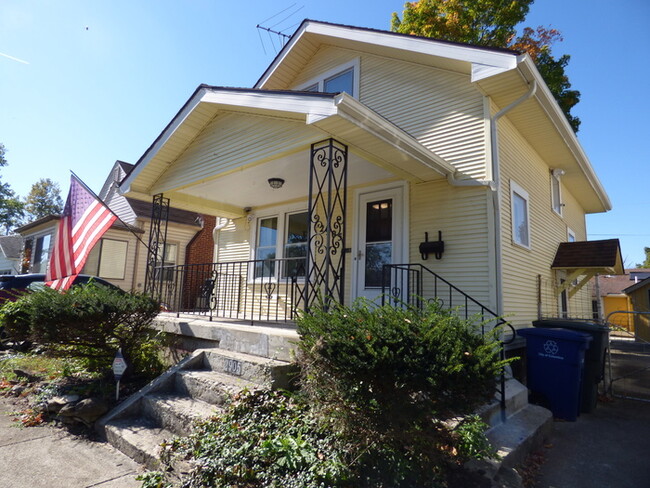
(268, 178), (285, 189)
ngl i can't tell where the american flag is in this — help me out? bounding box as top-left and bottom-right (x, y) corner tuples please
(46, 175), (117, 290)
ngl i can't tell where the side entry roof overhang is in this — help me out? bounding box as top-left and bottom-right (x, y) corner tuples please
(552, 239), (625, 298)
(120, 85), (454, 217)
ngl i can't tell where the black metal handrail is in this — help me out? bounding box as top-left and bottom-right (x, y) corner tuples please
(381, 263), (516, 422)
(152, 257), (307, 323)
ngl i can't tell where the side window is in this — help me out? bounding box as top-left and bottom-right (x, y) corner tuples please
(510, 180), (530, 249)
(323, 68), (354, 95)
(254, 210), (309, 279)
(567, 228), (576, 243)
(255, 217), (278, 278)
(33, 234), (52, 273)
(283, 211), (308, 278)
(82, 238), (128, 280)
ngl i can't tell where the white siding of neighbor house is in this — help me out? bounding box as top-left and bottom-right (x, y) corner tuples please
(290, 45), (489, 180)
(153, 113), (321, 193)
(498, 114), (589, 327)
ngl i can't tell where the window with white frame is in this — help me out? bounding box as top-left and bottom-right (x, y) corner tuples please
(32, 234), (52, 273)
(296, 60), (359, 97)
(567, 228), (576, 242)
(82, 238), (129, 280)
(254, 210), (309, 279)
(551, 169), (564, 215)
(510, 180), (530, 248)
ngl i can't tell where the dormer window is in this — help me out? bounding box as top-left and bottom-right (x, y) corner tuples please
(296, 59), (359, 97)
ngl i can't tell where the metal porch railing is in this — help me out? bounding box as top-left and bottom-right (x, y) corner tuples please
(154, 258), (307, 323)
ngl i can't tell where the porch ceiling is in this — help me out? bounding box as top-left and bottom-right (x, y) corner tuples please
(120, 87), (453, 217)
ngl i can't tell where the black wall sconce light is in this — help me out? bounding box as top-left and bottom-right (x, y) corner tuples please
(419, 231), (444, 260)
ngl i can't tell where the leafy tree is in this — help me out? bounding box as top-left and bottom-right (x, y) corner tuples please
(0, 143), (25, 234)
(24, 178), (64, 221)
(636, 247), (650, 268)
(391, 0), (581, 132)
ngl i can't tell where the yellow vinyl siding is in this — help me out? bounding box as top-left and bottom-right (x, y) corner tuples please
(289, 45), (488, 180)
(153, 113), (321, 194)
(498, 115), (590, 327)
(410, 181), (493, 308)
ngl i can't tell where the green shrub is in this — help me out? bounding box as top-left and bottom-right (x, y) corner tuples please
(162, 390), (352, 488)
(295, 299), (510, 484)
(0, 284), (162, 378)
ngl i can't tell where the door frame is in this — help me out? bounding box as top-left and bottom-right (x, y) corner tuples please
(351, 182), (409, 302)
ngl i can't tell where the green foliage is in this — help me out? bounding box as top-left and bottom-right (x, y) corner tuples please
(297, 300), (508, 429)
(0, 143), (25, 233)
(636, 247), (650, 268)
(0, 284), (163, 377)
(391, 0), (581, 132)
(391, 0), (532, 47)
(161, 390), (351, 488)
(24, 177), (63, 220)
(454, 415), (496, 460)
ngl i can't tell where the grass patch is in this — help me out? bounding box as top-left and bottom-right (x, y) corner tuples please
(0, 352), (92, 383)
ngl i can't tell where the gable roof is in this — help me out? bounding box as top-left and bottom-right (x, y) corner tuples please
(256, 19), (610, 214)
(0, 235), (23, 259)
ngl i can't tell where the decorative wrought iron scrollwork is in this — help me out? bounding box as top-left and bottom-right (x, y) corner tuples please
(305, 138), (348, 311)
(144, 193), (170, 301)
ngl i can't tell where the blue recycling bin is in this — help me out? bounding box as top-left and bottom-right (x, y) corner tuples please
(518, 327), (592, 421)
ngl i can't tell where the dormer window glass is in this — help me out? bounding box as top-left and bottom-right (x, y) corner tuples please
(295, 59), (359, 98)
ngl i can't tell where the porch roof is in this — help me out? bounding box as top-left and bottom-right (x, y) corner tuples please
(120, 86), (455, 218)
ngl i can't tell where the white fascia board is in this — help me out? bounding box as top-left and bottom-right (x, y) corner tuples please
(200, 89), (338, 117)
(517, 56), (611, 212)
(308, 22), (517, 70)
(332, 94), (455, 176)
(471, 62), (515, 82)
(120, 87), (208, 194)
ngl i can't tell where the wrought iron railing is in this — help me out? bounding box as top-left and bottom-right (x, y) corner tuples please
(381, 263), (516, 422)
(154, 257), (307, 323)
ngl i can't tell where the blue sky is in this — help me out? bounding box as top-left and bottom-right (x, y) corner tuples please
(1, 0), (649, 266)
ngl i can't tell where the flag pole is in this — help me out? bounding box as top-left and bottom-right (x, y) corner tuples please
(70, 171), (152, 253)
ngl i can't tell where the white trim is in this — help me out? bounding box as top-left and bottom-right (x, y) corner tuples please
(351, 182), (408, 301)
(295, 58), (360, 98)
(510, 180), (531, 250)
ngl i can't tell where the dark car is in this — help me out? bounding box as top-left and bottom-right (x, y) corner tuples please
(0, 273), (122, 303)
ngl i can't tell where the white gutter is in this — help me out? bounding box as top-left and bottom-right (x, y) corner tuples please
(489, 77), (538, 315)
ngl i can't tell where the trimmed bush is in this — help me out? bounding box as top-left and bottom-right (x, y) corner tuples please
(0, 284), (162, 378)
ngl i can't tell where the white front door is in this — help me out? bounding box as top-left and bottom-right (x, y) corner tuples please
(354, 186), (405, 301)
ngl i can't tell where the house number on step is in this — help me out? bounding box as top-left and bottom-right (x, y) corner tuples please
(225, 359), (242, 376)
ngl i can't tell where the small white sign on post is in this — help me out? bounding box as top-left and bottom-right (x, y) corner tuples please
(112, 349), (127, 401)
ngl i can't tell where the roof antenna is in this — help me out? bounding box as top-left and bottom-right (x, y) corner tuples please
(256, 3), (304, 54)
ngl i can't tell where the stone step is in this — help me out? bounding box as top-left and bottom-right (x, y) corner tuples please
(202, 348), (295, 389)
(103, 417), (174, 470)
(486, 403), (553, 469)
(478, 378), (530, 427)
(141, 393), (220, 437)
(175, 369), (257, 405)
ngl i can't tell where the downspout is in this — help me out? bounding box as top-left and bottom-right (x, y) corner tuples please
(212, 217), (230, 263)
(489, 79), (537, 316)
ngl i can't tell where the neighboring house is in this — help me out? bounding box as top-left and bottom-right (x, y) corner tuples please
(593, 269), (650, 332)
(119, 20), (616, 331)
(0, 235), (23, 274)
(622, 276), (650, 342)
(16, 161), (210, 293)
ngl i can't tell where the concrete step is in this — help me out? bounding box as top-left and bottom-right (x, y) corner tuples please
(103, 417), (174, 470)
(202, 348), (295, 389)
(175, 369), (258, 405)
(486, 403), (553, 469)
(141, 393), (220, 437)
(155, 314), (299, 361)
(478, 378), (530, 427)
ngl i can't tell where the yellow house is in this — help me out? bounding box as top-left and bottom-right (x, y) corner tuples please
(120, 20), (614, 333)
(623, 276), (650, 342)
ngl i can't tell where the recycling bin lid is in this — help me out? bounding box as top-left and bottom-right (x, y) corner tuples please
(533, 319), (609, 332)
(518, 327), (593, 343)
